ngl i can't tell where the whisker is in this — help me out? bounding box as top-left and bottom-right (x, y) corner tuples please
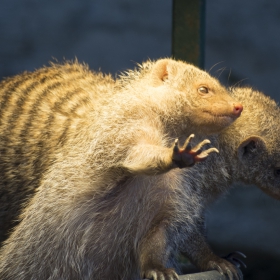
(227, 68), (232, 84)
(231, 78), (249, 89)
(216, 67), (227, 79)
(208, 61), (225, 73)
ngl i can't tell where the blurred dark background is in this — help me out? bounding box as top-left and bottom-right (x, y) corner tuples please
(1, 0), (280, 278)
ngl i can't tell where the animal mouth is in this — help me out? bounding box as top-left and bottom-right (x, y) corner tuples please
(202, 110), (234, 119)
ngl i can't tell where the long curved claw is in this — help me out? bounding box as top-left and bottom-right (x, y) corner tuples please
(226, 251), (247, 259)
(173, 139), (179, 153)
(226, 269), (233, 280)
(224, 251), (247, 269)
(192, 139), (211, 153)
(195, 147), (219, 162)
(212, 262), (224, 275)
(182, 134), (195, 151)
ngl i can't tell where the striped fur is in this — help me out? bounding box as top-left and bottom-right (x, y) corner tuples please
(0, 62), (115, 243)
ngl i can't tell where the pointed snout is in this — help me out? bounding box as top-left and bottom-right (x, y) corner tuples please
(232, 103), (243, 117)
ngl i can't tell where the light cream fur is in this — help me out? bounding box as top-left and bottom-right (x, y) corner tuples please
(0, 59), (242, 280)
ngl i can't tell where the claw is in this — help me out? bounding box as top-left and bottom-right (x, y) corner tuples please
(195, 147), (219, 161)
(173, 139), (179, 152)
(226, 269), (233, 280)
(194, 152), (208, 161)
(143, 268), (178, 280)
(209, 261), (224, 275)
(231, 258), (247, 269)
(232, 271), (239, 280)
(224, 251), (247, 269)
(227, 251), (246, 259)
(192, 139), (211, 153)
(205, 147), (219, 154)
(182, 133), (195, 150)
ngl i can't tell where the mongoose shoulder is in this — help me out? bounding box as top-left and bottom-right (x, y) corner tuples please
(0, 58), (242, 279)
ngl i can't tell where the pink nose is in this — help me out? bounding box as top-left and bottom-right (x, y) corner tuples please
(233, 103), (243, 117)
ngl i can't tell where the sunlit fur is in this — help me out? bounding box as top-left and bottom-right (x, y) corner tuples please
(0, 58), (241, 280)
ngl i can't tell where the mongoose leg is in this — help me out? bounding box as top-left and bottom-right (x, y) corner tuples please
(140, 222), (179, 280)
(123, 134), (219, 175)
(181, 229), (243, 280)
(172, 134), (219, 168)
(205, 257), (243, 280)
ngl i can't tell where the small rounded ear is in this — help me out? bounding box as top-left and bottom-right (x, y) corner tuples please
(150, 59), (175, 86)
(237, 135), (267, 161)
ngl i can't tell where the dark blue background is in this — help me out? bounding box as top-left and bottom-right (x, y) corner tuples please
(1, 0), (280, 278)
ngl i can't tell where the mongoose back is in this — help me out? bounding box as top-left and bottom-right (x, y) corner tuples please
(0, 62), (116, 243)
(0, 58), (243, 279)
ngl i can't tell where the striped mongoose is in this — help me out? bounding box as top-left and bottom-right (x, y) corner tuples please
(0, 58), (243, 280)
(2, 66), (279, 280)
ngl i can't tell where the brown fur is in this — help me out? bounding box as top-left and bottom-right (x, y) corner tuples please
(0, 58), (241, 279)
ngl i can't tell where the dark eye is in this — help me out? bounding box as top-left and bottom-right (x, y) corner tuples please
(198, 86), (209, 94)
(274, 168), (280, 177)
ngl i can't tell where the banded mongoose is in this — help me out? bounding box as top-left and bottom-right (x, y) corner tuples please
(2, 74), (280, 280)
(0, 58), (242, 280)
(172, 87), (280, 280)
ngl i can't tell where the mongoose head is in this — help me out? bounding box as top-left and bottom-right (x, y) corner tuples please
(230, 87), (280, 199)
(147, 59), (243, 135)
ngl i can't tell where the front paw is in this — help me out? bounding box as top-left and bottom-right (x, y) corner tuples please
(206, 255), (244, 280)
(172, 134), (219, 168)
(142, 267), (179, 280)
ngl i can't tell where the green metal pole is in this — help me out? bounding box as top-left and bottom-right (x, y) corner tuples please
(172, 0), (206, 69)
